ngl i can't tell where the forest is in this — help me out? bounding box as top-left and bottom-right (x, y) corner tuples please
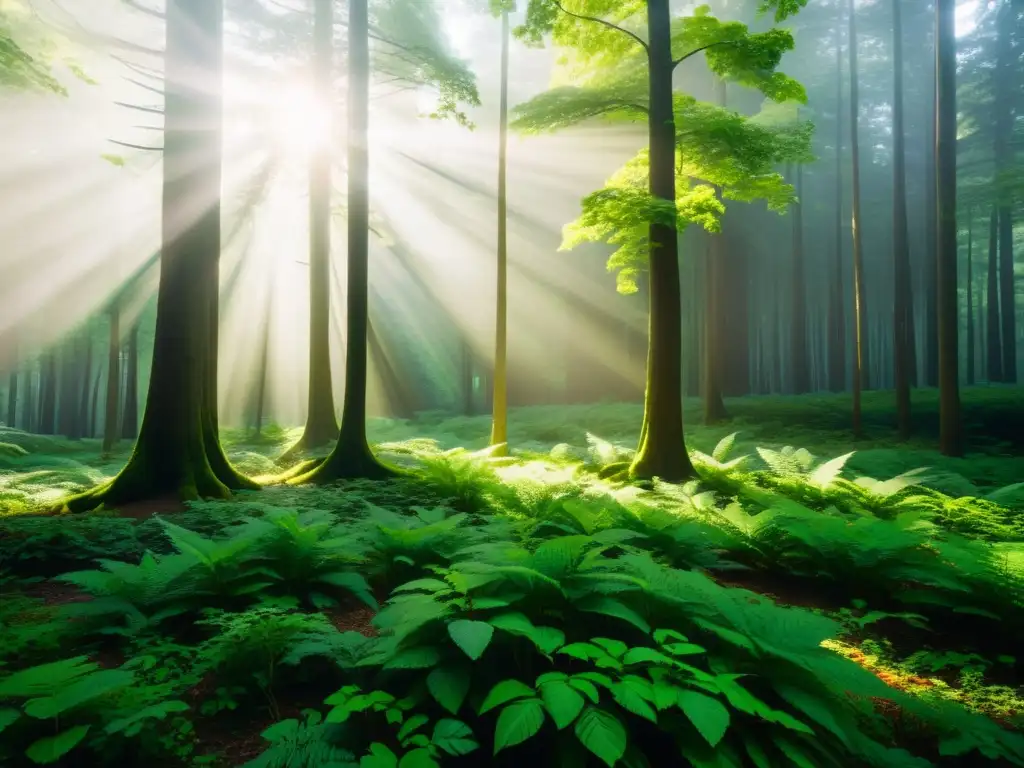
(0, 0), (1023, 765)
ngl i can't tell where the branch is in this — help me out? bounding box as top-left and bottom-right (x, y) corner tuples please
(108, 139), (162, 152)
(114, 101), (163, 114)
(551, 0), (648, 52)
(672, 40), (739, 69)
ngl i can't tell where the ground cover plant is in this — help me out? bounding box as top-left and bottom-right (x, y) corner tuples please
(2, 394), (1024, 767)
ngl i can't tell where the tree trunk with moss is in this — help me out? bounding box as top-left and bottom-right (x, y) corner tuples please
(490, 8), (511, 455)
(284, 0), (339, 460)
(629, 0), (696, 482)
(294, 0), (394, 484)
(703, 78), (728, 425)
(65, 0), (255, 511)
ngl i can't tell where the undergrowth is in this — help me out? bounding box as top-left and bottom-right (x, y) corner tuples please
(1, 395), (1023, 766)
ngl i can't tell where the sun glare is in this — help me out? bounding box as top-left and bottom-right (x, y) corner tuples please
(270, 84), (332, 155)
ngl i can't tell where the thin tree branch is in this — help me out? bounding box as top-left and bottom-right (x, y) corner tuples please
(108, 139), (162, 152)
(672, 40), (738, 69)
(114, 101), (163, 114)
(551, 0), (648, 52)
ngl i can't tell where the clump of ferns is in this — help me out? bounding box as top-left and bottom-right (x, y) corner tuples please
(413, 447), (510, 513)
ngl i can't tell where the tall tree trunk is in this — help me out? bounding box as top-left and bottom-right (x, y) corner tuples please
(790, 161), (809, 394)
(986, 205), (1002, 381)
(936, 0), (962, 456)
(848, 0), (868, 436)
(289, 0), (339, 456)
(630, 0), (696, 481)
(892, 0), (913, 439)
(994, 1), (1017, 383)
(66, 0), (256, 511)
(102, 307), (121, 453)
(78, 328), (93, 438)
(966, 210), (975, 385)
(828, 0), (847, 393)
(461, 339), (474, 415)
(490, 7), (510, 454)
(704, 79), (729, 424)
(24, 367), (35, 433)
(998, 209), (1016, 382)
(299, 0), (393, 483)
(704, 231), (727, 423)
(121, 322), (139, 439)
(58, 338), (77, 438)
(6, 369), (17, 428)
(924, 98), (939, 387)
(38, 351), (56, 435)
(253, 294), (272, 436)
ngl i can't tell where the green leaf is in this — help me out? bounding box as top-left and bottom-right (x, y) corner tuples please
(774, 737), (817, 768)
(0, 707), (20, 733)
(361, 742), (399, 768)
(398, 748), (439, 768)
(653, 629), (689, 644)
(398, 714), (430, 743)
(384, 647), (441, 670)
(489, 612), (565, 654)
(612, 682), (657, 723)
(662, 643), (706, 657)
(319, 572), (379, 611)
(621, 647), (675, 666)
(677, 690), (730, 747)
(448, 620), (495, 661)
(569, 678), (600, 703)
(743, 737), (772, 768)
(574, 707), (627, 767)
(539, 680), (585, 729)
(578, 598), (651, 634)
(591, 638), (629, 659)
(494, 698), (546, 754)
(427, 665), (471, 715)
(394, 578), (451, 594)
(480, 680), (536, 714)
(24, 670), (134, 719)
(431, 719), (478, 756)
(26, 726), (91, 764)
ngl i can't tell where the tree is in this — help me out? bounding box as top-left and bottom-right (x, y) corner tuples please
(993, 0), (1018, 383)
(292, 0), (468, 483)
(789, 154), (809, 394)
(65, 0), (257, 511)
(514, 0), (807, 481)
(282, 0), (340, 461)
(827, 0), (846, 394)
(846, 0), (867, 437)
(936, 0), (962, 456)
(489, 0), (515, 455)
(891, 0), (913, 439)
(102, 306), (120, 454)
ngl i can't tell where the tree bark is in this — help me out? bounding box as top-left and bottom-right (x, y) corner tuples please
(790, 162), (809, 394)
(296, 0), (394, 484)
(848, 0), (868, 436)
(630, 0), (697, 482)
(936, 0), (962, 456)
(289, 0), (340, 456)
(994, 1), (1017, 383)
(892, 0), (913, 439)
(99, 243), (125, 445)
(986, 205), (1002, 381)
(966, 210), (975, 385)
(65, 0), (255, 511)
(38, 351), (56, 435)
(828, 0), (847, 393)
(490, 8), (511, 454)
(121, 321), (139, 439)
(6, 369), (17, 428)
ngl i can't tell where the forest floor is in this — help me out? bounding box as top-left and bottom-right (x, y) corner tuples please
(1, 387), (1023, 766)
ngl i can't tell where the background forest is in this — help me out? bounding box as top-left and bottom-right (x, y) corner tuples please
(0, 0), (1023, 766)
